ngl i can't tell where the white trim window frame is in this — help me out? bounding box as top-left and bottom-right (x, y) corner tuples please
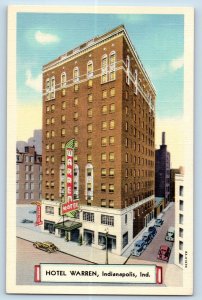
(85, 163), (94, 201)
(61, 71), (67, 88)
(50, 76), (55, 99)
(73, 66), (80, 83)
(101, 54), (108, 84)
(74, 164), (79, 200)
(134, 68), (138, 95)
(126, 55), (130, 85)
(46, 78), (50, 100)
(109, 51), (116, 81)
(87, 60), (94, 79)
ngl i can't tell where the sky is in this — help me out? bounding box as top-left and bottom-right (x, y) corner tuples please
(16, 13), (184, 168)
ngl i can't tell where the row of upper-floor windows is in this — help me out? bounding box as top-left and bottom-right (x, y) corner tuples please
(45, 52), (116, 92)
(16, 182), (41, 190)
(16, 192), (42, 200)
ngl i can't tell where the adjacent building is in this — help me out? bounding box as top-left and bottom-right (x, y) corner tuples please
(16, 146), (42, 204)
(17, 129), (42, 155)
(175, 173), (184, 268)
(40, 25), (156, 255)
(155, 132), (170, 206)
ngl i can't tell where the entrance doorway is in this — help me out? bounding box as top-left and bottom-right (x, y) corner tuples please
(84, 229), (94, 245)
(70, 228), (80, 242)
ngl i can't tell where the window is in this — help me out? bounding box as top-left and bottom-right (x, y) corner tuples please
(179, 214), (184, 225)
(50, 194), (54, 200)
(102, 105), (107, 114)
(109, 51), (116, 81)
(101, 137), (107, 146)
(101, 54), (108, 83)
(109, 184), (114, 193)
(83, 212), (94, 222)
(74, 97), (78, 106)
(109, 103), (115, 113)
(125, 122), (128, 131)
(74, 112), (78, 120)
(179, 228), (184, 238)
(46, 106), (50, 112)
(109, 152), (115, 161)
(109, 136), (115, 145)
(125, 184), (128, 193)
(125, 169), (128, 178)
(134, 69), (138, 95)
(46, 156), (50, 162)
(74, 126), (79, 134)
(110, 88), (115, 97)
(101, 215), (114, 226)
(125, 138), (128, 147)
(122, 232), (128, 248)
(62, 101), (66, 109)
(87, 61), (93, 78)
(87, 124), (92, 133)
(45, 206), (54, 215)
(88, 79), (93, 87)
(102, 121), (107, 130)
(87, 109), (93, 118)
(125, 214), (128, 224)
(101, 153), (107, 161)
(51, 130), (55, 137)
(87, 154), (92, 162)
(50, 76), (55, 99)
(73, 67), (79, 83)
(179, 254), (183, 266)
(51, 156), (55, 163)
(51, 143), (55, 150)
(109, 120), (115, 129)
(51, 169), (54, 175)
(101, 199), (106, 207)
(125, 153), (128, 163)
(179, 200), (184, 211)
(61, 72), (66, 87)
(46, 144), (50, 151)
(87, 94), (92, 104)
(101, 168), (107, 177)
(25, 192), (29, 200)
(51, 104), (55, 111)
(46, 131), (50, 138)
(87, 139), (92, 148)
(74, 84), (79, 92)
(46, 118), (50, 125)
(61, 115), (66, 122)
(179, 185), (184, 196)
(109, 200), (114, 208)
(179, 241), (183, 251)
(74, 140), (78, 148)
(126, 56), (130, 85)
(102, 90), (107, 99)
(101, 183), (106, 192)
(74, 155), (78, 163)
(61, 128), (65, 136)
(109, 168), (115, 177)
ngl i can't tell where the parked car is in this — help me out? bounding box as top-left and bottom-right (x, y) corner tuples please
(165, 226), (175, 242)
(21, 219), (33, 223)
(131, 240), (147, 257)
(155, 218), (164, 227)
(142, 232), (153, 245)
(157, 245), (171, 262)
(33, 241), (59, 253)
(148, 226), (157, 237)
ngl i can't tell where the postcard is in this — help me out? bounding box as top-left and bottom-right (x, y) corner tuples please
(7, 5), (194, 295)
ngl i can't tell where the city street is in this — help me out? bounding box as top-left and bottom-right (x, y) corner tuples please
(16, 238), (93, 285)
(128, 203), (175, 264)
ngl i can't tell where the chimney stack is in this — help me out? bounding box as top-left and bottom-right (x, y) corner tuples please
(162, 132), (165, 145)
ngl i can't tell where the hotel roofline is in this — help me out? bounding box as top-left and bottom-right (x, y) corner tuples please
(42, 24), (156, 95)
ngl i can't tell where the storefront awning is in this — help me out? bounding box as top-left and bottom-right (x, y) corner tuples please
(55, 220), (82, 231)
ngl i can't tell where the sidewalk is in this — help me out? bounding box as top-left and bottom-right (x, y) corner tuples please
(16, 226), (126, 265)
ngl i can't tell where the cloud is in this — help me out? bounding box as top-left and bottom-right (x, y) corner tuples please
(169, 56), (184, 71)
(156, 116), (184, 168)
(25, 70), (42, 93)
(35, 30), (59, 45)
(17, 102), (42, 141)
(147, 55), (184, 80)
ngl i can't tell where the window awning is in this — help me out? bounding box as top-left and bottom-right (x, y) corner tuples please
(55, 220), (82, 231)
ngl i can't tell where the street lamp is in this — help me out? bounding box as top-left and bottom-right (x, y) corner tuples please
(105, 228), (109, 265)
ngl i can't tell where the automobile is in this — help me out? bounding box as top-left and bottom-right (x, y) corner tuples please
(154, 218), (164, 227)
(21, 219), (33, 223)
(131, 240), (147, 257)
(148, 226), (157, 237)
(157, 245), (171, 262)
(165, 226), (175, 242)
(33, 241), (59, 253)
(142, 232), (153, 245)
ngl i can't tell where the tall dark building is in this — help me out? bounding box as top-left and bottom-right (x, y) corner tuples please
(155, 132), (170, 205)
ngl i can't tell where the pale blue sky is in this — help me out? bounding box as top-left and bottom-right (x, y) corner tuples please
(17, 13), (184, 119)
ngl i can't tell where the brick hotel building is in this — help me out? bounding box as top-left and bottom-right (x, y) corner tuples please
(41, 25), (156, 255)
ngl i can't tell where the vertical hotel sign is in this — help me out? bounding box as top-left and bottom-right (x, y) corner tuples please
(61, 139), (79, 215)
